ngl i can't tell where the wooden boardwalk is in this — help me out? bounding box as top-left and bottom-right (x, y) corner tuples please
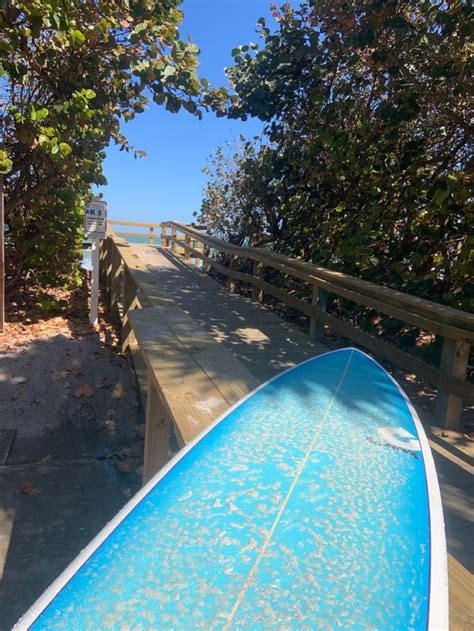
(124, 242), (472, 629)
(133, 244), (328, 382)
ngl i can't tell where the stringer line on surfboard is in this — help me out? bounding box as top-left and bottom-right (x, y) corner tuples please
(223, 350), (354, 627)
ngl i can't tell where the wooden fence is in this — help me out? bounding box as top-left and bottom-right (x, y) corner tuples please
(160, 221), (474, 430)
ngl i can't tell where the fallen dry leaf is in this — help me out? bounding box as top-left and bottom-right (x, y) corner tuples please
(12, 376), (27, 384)
(71, 366), (82, 377)
(20, 480), (40, 495)
(38, 455), (53, 465)
(95, 376), (106, 389)
(50, 370), (68, 381)
(74, 383), (94, 398)
(115, 460), (132, 473)
(112, 382), (126, 398)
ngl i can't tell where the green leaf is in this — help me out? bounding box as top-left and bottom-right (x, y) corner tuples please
(69, 29), (86, 45)
(35, 107), (49, 121)
(59, 142), (73, 157)
(0, 149), (13, 174)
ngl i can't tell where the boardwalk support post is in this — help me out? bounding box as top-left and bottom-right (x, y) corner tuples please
(149, 226), (154, 246)
(144, 376), (171, 483)
(434, 338), (470, 429)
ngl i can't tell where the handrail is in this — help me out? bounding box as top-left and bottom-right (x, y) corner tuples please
(109, 219), (162, 228)
(163, 221), (474, 336)
(162, 220), (473, 427)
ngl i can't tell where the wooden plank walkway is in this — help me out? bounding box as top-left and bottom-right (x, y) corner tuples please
(130, 243), (473, 629)
(133, 245), (328, 382)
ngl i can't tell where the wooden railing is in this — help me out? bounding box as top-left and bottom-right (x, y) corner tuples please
(108, 219), (191, 247)
(108, 219), (163, 245)
(161, 221), (474, 430)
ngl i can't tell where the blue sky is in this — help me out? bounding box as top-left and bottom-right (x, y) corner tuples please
(99, 1), (274, 225)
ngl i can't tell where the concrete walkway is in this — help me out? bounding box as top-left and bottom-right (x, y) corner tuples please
(0, 333), (144, 628)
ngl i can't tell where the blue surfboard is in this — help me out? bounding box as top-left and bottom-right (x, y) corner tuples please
(15, 348), (448, 629)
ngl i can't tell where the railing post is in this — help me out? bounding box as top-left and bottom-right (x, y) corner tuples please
(149, 226), (154, 246)
(434, 338), (470, 429)
(144, 376), (171, 483)
(203, 244), (211, 273)
(227, 255), (239, 293)
(184, 235), (191, 260)
(171, 227), (177, 253)
(252, 261), (264, 302)
(309, 284), (328, 342)
(161, 225), (169, 248)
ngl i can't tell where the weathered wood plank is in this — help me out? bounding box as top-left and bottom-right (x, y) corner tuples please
(130, 307), (258, 413)
(129, 310), (232, 448)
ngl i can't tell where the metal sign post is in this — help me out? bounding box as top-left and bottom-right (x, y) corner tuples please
(84, 200), (107, 326)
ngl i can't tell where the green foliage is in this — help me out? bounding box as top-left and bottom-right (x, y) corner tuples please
(1, 0), (202, 288)
(199, 0), (473, 312)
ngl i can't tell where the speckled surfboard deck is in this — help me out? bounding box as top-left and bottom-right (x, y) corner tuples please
(16, 348), (448, 630)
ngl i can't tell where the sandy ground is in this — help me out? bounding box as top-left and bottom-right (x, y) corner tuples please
(0, 315), (145, 628)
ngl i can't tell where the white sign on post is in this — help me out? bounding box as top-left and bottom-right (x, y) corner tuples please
(85, 200), (107, 326)
(84, 199), (107, 240)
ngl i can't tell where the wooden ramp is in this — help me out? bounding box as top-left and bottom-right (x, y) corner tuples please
(106, 240), (473, 629)
(132, 244), (327, 383)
